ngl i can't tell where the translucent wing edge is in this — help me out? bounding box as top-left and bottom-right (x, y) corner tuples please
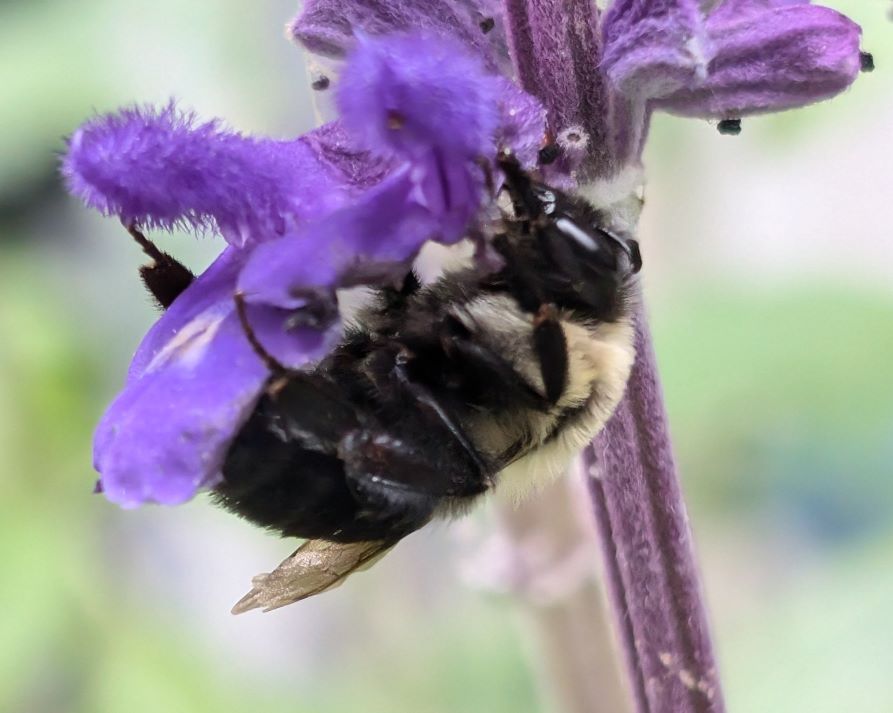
(231, 538), (394, 614)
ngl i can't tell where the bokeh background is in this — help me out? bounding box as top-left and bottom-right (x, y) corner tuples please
(2, 1), (891, 712)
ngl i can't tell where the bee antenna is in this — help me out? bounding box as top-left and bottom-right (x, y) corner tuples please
(233, 292), (289, 375)
(496, 151), (541, 222)
(126, 223), (166, 263)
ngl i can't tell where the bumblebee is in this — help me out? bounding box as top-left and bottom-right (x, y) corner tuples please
(134, 154), (641, 612)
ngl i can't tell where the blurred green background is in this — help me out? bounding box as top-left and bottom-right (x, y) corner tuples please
(1, 1), (891, 712)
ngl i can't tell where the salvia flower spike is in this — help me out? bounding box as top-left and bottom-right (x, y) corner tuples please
(65, 2), (870, 712)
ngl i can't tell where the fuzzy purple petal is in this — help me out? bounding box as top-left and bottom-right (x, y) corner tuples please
(238, 162), (469, 306)
(290, 0), (508, 72)
(300, 121), (398, 192)
(337, 33), (500, 161)
(63, 103), (350, 246)
(335, 32), (545, 176)
(95, 248), (339, 508)
(654, 0), (863, 118)
(492, 76), (547, 168)
(599, 0), (712, 166)
(601, 0), (709, 101)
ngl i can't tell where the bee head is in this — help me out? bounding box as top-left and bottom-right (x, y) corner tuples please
(530, 184), (641, 277)
(493, 152), (640, 317)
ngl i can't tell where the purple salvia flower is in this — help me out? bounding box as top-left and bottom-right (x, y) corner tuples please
(237, 165), (448, 307)
(600, 0), (863, 164)
(94, 248), (342, 507)
(336, 33), (495, 244)
(245, 32), (539, 308)
(293, 2), (867, 713)
(338, 33), (500, 159)
(654, 0), (863, 118)
(65, 31), (547, 508)
(66, 1), (870, 709)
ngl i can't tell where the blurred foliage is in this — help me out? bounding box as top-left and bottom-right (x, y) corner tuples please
(2, 1), (892, 712)
(654, 288), (893, 528)
(724, 533), (893, 713)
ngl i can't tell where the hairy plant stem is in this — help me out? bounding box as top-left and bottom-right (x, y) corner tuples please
(586, 312), (723, 712)
(496, 478), (633, 713)
(501, 2), (726, 712)
(502, 0), (613, 177)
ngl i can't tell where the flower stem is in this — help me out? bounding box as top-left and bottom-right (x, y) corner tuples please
(502, 0), (613, 177)
(501, 2), (726, 711)
(585, 311), (724, 712)
(496, 477), (633, 713)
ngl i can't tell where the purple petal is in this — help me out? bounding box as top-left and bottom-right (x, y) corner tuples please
(601, 0), (709, 101)
(95, 248), (339, 508)
(337, 32), (500, 161)
(238, 163), (470, 305)
(300, 121), (398, 192)
(598, 0), (709, 166)
(238, 230), (348, 309)
(492, 76), (548, 168)
(654, 1), (863, 118)
(124, 248), (244, 381)
(62, 103), (350, 246)
(290, 0), (508, 72)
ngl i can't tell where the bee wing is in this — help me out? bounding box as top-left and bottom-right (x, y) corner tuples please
(231, 539), (394, 614)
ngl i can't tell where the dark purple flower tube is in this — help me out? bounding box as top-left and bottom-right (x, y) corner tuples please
(496, 2), (868, 713)
(585, 315), (722, 712)
(599, 0), (865, 166)
(655, 0), (863, 119)
(291, 0), (509, 72)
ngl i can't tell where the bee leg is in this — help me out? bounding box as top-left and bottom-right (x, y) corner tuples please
(496, 151), (542, 221)
(340, 355), (494, 504)
(378, 269), (421, 312)
(339, 430), (442, 532)
(220, 373), (429, 542)
(437, 316), (550, 410)
(532, 303), (568, 405)
(391, 359), (491, 481)
(126, 224), (194, 309)
(339, 424), (487, 514)
(220, 369), (475, 543)
(233, 292), (290, 376)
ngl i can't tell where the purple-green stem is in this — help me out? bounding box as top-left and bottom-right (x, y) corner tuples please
(496, 476), (633, 713)
(586, 314), (722, 712)
(502, 0), (613, 176)
(502, 2), (726, 711)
